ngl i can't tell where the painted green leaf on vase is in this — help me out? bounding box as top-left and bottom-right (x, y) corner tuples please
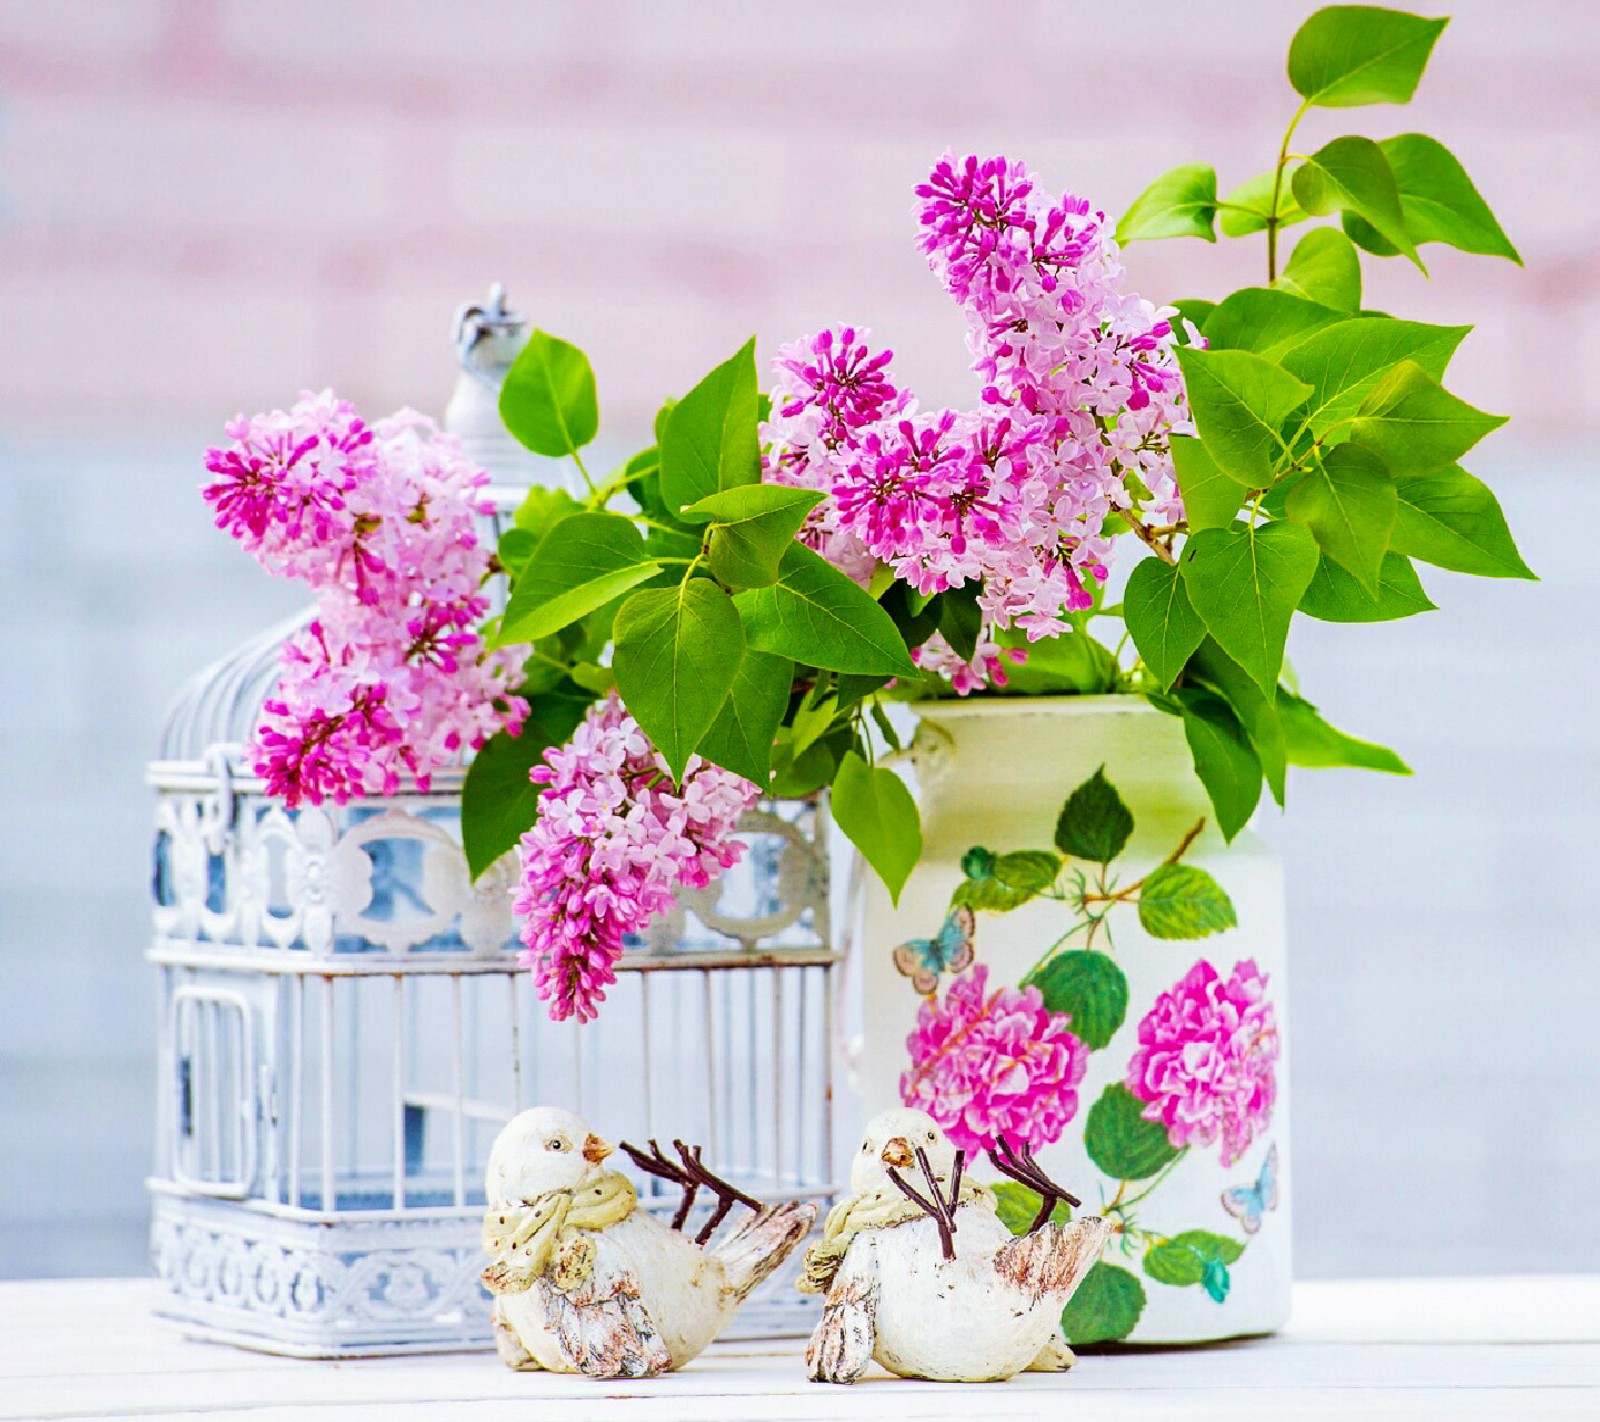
(1144, 1230), (1246, 1292)
(1085, 1083), (1179, 1181)
(1054, 767), (1134, 864)
(953, 849), (1061, 913)
(1028, 950), (1129, 1050)
(1138, 864), (1238, 941)
(1061, 1262), (1147, 1345)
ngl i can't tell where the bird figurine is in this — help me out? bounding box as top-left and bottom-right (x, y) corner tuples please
(801, 1106), (1111, 1384)
(482, 1105), (817, 1379)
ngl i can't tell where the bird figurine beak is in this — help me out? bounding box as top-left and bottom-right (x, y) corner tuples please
(582, 1133), (614, 1164)
(881, 1137), (915, 1169)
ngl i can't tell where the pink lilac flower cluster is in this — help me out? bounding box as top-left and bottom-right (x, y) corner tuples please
(513, 693), (760, 1023)
(763, 153), (1192, 691)
(912, 632), (1026, 695)
(1125, 958), (1279, 1167)
(900, 965), (1089, 1154)
(203, 391), (528, 806)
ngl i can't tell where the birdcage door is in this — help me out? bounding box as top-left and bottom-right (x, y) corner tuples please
(169, 984), (260, 1198)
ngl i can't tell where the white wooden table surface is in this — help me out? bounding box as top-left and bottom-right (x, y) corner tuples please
(1, 1276), (1596, 1421)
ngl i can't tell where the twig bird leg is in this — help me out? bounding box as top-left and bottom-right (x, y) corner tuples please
(672, 1140), (762, 1245)
(619, 1139), (698, 1232)
(987, 1138), (1082, 1233)
(886, 1147), (965, 1261)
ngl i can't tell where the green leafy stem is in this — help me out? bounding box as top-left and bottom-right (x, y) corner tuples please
(1105, 2), (1532, 855)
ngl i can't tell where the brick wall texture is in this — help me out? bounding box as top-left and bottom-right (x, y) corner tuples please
(1, 0), (1596, 1283)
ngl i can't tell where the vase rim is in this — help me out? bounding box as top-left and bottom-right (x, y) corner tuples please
(909, 692), (1159, 721)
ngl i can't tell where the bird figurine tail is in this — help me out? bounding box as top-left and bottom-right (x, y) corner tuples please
(993, 1216), (1112, 1301)
(712, 1200), (818, 1303)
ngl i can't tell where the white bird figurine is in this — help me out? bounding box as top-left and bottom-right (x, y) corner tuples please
(482, 1105), (817, 1379)
(801, 1106), (1111, 1384)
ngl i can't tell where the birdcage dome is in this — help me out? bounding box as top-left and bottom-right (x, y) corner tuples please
(154, 609), (311, 771)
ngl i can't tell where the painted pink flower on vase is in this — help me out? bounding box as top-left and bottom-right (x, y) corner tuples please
(901, 965), (1089, 1155)
(513, 693), (759, 1024)
(1125, 958), (1279, 1167)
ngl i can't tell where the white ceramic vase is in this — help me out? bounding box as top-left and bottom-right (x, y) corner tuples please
(855, 695), (1291, 1344)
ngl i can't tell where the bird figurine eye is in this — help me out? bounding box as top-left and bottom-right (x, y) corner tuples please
(547, 1138), (566, 1151)
(925, 1131), (936, 1141)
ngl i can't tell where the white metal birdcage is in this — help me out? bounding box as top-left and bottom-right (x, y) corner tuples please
(144, 289), (839, 1357)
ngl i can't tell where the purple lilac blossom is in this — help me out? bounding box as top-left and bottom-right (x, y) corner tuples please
(203, 391), (527, 806)
(512, 692), (759, 1023)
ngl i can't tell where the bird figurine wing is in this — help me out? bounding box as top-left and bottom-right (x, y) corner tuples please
(534, 1267), (673, 1380)
(805, 1245), (879, 1386)
(993, 1216), (1111, 1300)
(710, 1199), (818, 1302)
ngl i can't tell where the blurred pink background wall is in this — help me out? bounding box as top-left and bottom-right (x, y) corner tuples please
(2, 0), (1596, 1284)
(1, 0), (1593, 437)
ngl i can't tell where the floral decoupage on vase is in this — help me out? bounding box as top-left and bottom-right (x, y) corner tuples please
(856, 695), (1288, 1345)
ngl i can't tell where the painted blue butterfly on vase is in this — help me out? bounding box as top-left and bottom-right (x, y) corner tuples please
(893, 766), (1281, 1343)
(1222, 1143), (1280, 1236)
(891, 904), (974, 994)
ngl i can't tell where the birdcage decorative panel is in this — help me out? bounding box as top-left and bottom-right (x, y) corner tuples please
(145, 287), (840, 1357)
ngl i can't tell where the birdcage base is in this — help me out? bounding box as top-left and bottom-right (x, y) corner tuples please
(150, 1186), (821, 1357)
